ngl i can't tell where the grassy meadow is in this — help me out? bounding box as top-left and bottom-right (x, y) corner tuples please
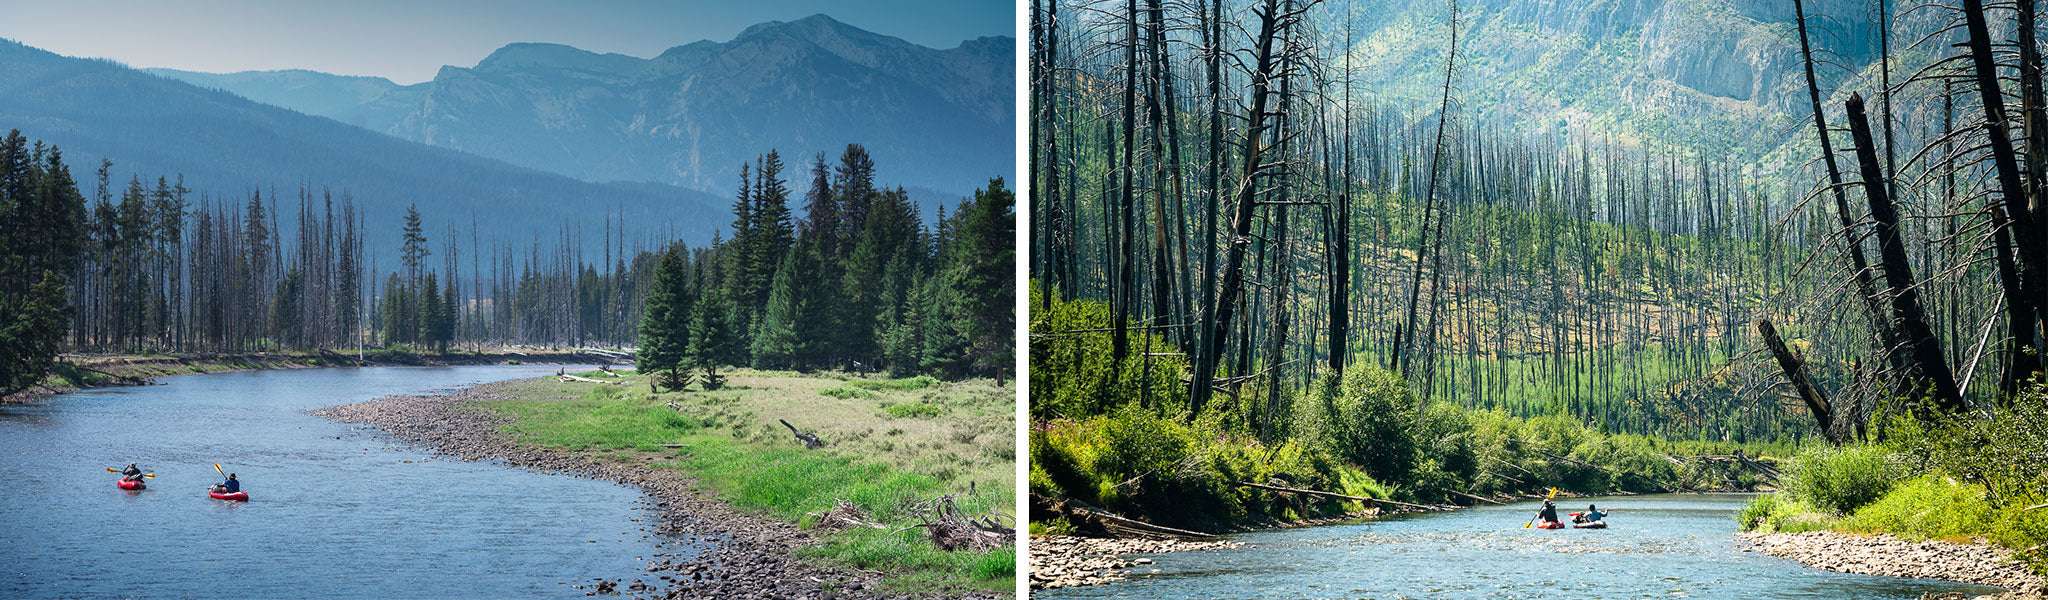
(475, 368), (1015, 594)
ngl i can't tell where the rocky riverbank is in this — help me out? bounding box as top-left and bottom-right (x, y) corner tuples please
(1739, 531), (2045, 597)
(1028, 535), (1241, 590)
(319, 381), (994, 600)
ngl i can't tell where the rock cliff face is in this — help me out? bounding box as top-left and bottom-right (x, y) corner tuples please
(153, 14), (1014, 197)
(1357, 0), (1908, 161)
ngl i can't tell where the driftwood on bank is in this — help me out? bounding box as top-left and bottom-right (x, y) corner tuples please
(779, 419), (826, 449)
(1235, 481), (1444, 510)
(557, 374), (622, 385)
(1034, 492), (1214, 539)
(904, 494), (1013, 551)
(808, 500), (893, 531)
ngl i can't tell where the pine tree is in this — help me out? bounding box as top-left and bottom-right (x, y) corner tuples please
(381, 272), (410, 345)
(0, 132), (85, 395)
(689, 285), (739, 390)
(751, 244), (807, 369)
(919, 272), (968, 378)
(834, 144), (877, 254)
(419, 272), (446, 353)
(637, 244), (694, 391)
(400, 204), (429, 290)
(950, 178), (1015, 382)
(883, 270), (927, 377)
(803, 153), (839, 256)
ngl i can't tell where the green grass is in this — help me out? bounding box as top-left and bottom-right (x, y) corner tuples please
(481, 369), (1014, 595)
(820, 386), (878, 399)
(849, 376), (939, 391)
(1835, 475), (1996, 543)
(884, 402), (946, 418)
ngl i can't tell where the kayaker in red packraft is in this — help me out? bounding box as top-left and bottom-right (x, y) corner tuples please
(118, 463), (145, 484)
(1536, 500), (1561, 527)
(211, 473), (240, 495)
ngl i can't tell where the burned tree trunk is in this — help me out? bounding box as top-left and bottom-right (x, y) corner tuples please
(1758, 319), (1840, 444)
(1114, 0), (1140, 365)
(1962, 0), (2048, 352)
(1392, 1), (1459, 376)
(1190, 0), (1293, 418)
(1846, 93), (1964, 413)
(1792, 0), (1912, 392)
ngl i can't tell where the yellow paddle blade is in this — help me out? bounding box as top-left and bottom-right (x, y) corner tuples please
(106, 467), (119, 473)
(145, 474), (156, 478)
(214, 462), (224, 476)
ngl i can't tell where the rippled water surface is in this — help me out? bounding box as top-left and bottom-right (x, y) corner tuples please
(1038, 493), (2002, 599)
(0, 365), (686, 599)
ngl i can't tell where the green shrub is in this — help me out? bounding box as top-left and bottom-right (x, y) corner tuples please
(885, 402), (945, 419)
(1781, 444), (1905, 515)
(1028, 284), (1187, 421)
(821, 386), (878, 399)
(1734, 493), (1779, 530)
(1838, 475), (1994, 542)
(1297, 363), (1417, 484)
(1734, 492), (1835, 533)
(850, 376), (939, 391)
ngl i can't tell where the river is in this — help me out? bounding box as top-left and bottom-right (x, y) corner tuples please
(1037, 493), (2002, 599)
(0, 365), (687, 599)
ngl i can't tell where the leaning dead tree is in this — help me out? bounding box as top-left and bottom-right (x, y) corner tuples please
(1764, 0), (2048, 437)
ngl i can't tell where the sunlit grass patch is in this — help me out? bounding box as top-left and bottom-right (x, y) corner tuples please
(820, 386), (878, 399)
(482, 369), (1015, 594)
(848, 376), (939, 391)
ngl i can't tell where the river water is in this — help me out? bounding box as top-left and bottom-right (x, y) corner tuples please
(1038, 493), (2003, 599)
(0, 365), (686, 599)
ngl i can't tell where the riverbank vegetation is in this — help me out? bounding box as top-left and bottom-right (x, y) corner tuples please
(1729, 0), (2048, 580)
(480, 369), (1014, 593)
(1736, 383), (2048, 574)
(1031, 287), (1779, 533)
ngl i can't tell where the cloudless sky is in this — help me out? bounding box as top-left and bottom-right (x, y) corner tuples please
(0, 0), (1014, 84)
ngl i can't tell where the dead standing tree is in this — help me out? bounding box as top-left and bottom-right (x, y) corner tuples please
(1188, 0), (1318, 418)
(1390, 0), (1460, 379)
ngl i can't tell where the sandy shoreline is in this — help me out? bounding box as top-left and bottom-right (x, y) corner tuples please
(1739, 531), (2046, 598)
(317, 380), (996, 600)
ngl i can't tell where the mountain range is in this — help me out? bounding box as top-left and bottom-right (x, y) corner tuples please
(149, 14), (1014, 197)
(0, 37), (726, 255)
(1347, 0), (1927, 183)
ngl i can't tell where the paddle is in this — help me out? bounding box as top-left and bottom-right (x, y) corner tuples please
(105, 467), (156, 478)
(1522, 487), (1561, 529)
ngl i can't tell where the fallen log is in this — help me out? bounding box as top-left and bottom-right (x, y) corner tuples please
(1235, 481), (1442, 510)
(1035, 492), (1214, 538)
(1479, 469), (1527, 485)
(657, 443), (693, 449)
(1448, 490), (1506, 506)
(558, 374), (623, 385)
(1507, 440), (1609, 472)
(779, 419), (826, 449)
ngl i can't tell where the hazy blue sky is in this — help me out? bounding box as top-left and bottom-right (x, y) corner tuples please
(0, 0), (1014, 84)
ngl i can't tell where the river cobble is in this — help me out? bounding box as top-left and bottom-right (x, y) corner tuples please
(1739, 531), (2045, 597)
